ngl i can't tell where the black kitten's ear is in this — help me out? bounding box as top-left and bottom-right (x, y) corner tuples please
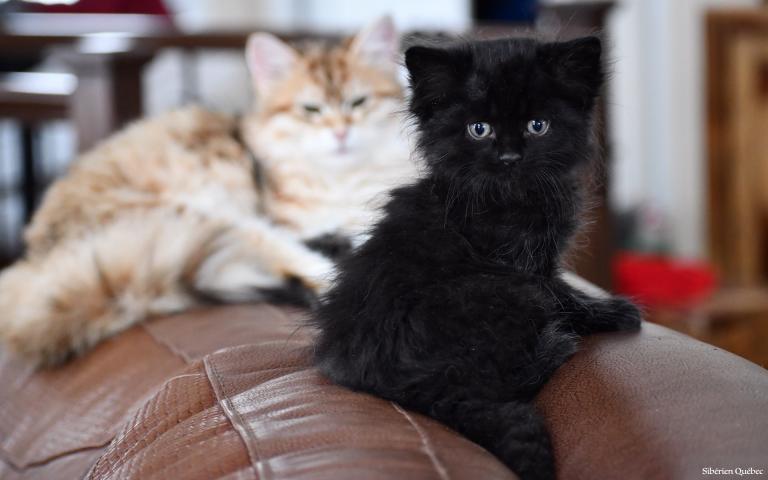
(405, 45), (467, 121)
(404, 46), (456, 85)
(405, 45), (464, 121)
(542, 36), (603, 105)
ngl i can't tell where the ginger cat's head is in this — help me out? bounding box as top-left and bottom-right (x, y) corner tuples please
(242, 17), (407, 172)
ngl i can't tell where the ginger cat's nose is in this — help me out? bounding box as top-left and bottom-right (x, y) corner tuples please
(334, 128), (349, 144)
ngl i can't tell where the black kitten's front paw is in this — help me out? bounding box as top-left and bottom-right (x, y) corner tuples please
(603, 296), (643, 332)
(570, 296), (642, 336)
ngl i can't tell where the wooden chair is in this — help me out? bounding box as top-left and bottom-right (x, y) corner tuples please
(0, 71), (76, 221)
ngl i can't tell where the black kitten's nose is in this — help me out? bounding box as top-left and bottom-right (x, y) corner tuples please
(499, 153), (521, 164)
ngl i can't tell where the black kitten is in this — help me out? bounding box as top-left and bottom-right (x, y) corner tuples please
(312, 36), (641, 480)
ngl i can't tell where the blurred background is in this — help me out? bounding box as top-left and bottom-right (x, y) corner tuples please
(1, 0), (767, 364)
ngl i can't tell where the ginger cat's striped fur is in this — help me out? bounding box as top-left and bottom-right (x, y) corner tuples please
(0, 17), (415, 365)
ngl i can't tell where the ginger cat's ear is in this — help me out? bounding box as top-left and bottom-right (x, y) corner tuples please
(246, 33), (299, 96)
(349, 15), (398, 71)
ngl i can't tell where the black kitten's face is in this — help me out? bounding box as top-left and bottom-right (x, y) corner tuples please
(406, 37), (603, 202)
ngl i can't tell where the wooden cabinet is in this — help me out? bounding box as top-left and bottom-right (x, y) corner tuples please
(707, 9), (768, 287)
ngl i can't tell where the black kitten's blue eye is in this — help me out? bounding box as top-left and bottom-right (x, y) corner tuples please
(526, 119), (550, 136)
(468, 122), (493, 140)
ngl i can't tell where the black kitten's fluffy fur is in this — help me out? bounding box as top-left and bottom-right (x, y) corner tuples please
(312, 36), (641, 480)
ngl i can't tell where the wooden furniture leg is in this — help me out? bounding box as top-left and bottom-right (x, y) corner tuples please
(61, 50), (154, 152)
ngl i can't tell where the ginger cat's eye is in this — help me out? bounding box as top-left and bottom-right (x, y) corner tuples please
(526, 119), (550, 136)
(467, 122), (493, 140)
(350, 96), (367, 108)
(303, 104), (322, 114)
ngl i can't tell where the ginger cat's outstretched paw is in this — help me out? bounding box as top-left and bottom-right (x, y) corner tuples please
(0, 303), (86, 367)
(1, 325), (71, 367)
(291, 252), (335, 294)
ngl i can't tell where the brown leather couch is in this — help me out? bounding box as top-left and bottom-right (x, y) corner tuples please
(1, 303), (766, 480)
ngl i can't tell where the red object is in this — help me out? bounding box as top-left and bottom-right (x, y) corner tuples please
(613, 252), (717, 309)
(32, 0), (170, 16)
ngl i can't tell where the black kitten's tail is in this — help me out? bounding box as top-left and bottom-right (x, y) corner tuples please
(260, 276), (320, 309)
(431, 399), (556, 480)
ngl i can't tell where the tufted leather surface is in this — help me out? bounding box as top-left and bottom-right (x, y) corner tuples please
(537, 327), (768, 479)
(0, 327), (187, 469)
(0, 303), (766, 479)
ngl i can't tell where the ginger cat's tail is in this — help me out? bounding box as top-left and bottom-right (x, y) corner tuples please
(0, 211), (333, 365)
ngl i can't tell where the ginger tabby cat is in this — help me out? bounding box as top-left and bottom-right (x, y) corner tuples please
(0, 17), (415, 366)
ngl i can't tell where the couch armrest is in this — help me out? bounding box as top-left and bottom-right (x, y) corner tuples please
(0, 305), (516, 480)
(538, 322), (768, 479)
(1, 301), (766, 479)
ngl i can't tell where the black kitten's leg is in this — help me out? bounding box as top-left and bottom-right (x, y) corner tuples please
(513, 321), (580, 399)
(430, 399), (555, 480)
(551, 279), (642, 336)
